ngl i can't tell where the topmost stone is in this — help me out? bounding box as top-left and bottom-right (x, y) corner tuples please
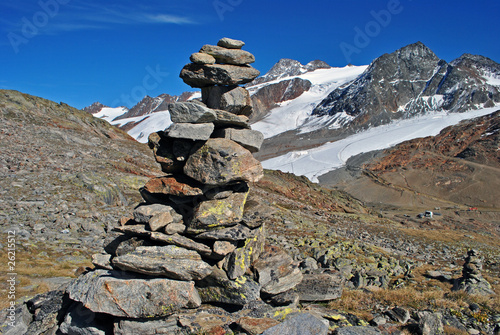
(217, 37), (245, 49)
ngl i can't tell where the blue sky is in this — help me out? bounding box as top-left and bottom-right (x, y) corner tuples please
(1, 0), (499, 109)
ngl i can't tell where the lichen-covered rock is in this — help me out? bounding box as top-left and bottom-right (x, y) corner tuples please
(168, 102), (216, 123)
(200, 44), (255, 65)
(223, 225), (266, 279)
(416, 311), (444, 335)
(295, 273), (344, 301)
(112, 245), (212, 281)
(195, 223), (257, 241)
(66, 270), (201, 318)
(180, 63), (260, 88)
(196, 268), (261, 306)
(184, 138), (263, 186)
(188, 191), (249, 233)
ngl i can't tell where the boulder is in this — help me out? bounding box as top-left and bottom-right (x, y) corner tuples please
(202, 85), (252, 114)
(295, 273), (344, 301)
(180, 63), (260, 88)
(261, 313), (329, 335)
(167, 122), (214, 141)
(112, 245), (212, 281)
(142, 175), (204, 197)
(188, 191), (249, 233)
(200, 44), (255, 65)
(416, 311), (444, 335)
(217, 37), (245, 49)
(214, 128), (264, 153)
(66, 270), (201, 318)
(196, 268), (261, 306)
(168, 102), (216, 123)
(184, 138), (263, 186)
(253, 245), (303, 295)
(150, 232), (213, 258)
(385, 306), (410, 324)
(190, 52), (216, 65)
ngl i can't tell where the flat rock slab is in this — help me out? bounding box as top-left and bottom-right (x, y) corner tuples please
(133, 203), (176, 223)
(150, 232), (213, 257)
(112, 245), (212, 281)
(261, 313), (329, 335)
(295, 273), (344, 302)
(143, 175), (203, 197)
(236, 317), (280, 335)
(168, 102), (216, 123)
(180, 63), (260, 88)
(168, 122), (214, 141)
(213, 109), (250, 128)
(200, 44), (255, 65)
(66, 270), (201, 318)
(184, 138), (263, 186)
(195, 224), (256, 241)
(114, 317), (180, 335)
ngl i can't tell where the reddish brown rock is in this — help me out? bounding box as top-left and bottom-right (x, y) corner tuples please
(143, 175), (204, 197)
(236, 317), (280, 335)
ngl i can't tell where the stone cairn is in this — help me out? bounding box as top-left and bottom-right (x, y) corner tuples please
(454, 249), (495, 296)
(46, 38), (316, 334)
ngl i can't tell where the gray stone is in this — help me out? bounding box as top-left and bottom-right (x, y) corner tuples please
(212, 240), (238, 258)
(190, 52), (216, 65)
(0, 303), (31, 335)
(150, 232), (213, 258)
(215, 128), (264, 153)
(112, 245), (212, 281)
(168, 102), (216, 123)
(385, 306), (410, 324)
(261, 313), (329, 335)
(133, 203), (175, 224)
(200, 44), (255, 65)
(184, 138), (263, 186)
(188, 191), (249, 234)
(114, 224), (150, 237)
(213, 109), (250, 128)
(180, 63), (260, 88)
(267, 289), (300, 307)
(66, 270), (201, 318)
(25, 290), (66, 335)
(59, 303), (108, 335)
(296, 273), (344, 301)
(217, 37), (245, 49)
(334, 326), (382, 334)
(114, 317), (180, 335)
(417, 311), (444, 335)
(164, 222), (186, 235)
(223, 225), (266, 279)
(91, 253), (113, 270)
(197, 268), (261, 306)
(167, 122), (214, 141)
(253, 245), (303, 295)
(201, 85), (253, 116)
(196, 224), (256, 241)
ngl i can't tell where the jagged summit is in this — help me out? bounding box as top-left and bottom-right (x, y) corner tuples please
(251, 58), (331, 86)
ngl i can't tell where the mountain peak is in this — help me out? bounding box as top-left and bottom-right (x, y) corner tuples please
(250, 58), (331, 86)
(83, 101), (108, 114)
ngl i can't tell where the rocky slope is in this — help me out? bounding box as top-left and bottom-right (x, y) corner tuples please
(1, 82), (500, 334)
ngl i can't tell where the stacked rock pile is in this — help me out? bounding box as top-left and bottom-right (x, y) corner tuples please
(40, 38), (317, 334)
(454, 249), (495, 295)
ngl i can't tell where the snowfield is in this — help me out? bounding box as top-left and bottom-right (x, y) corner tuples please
(252, 65), (368, 138)
(262, 107), (499, 183)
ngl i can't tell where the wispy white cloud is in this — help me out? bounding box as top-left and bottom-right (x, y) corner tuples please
(143, 14), (195, 25)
